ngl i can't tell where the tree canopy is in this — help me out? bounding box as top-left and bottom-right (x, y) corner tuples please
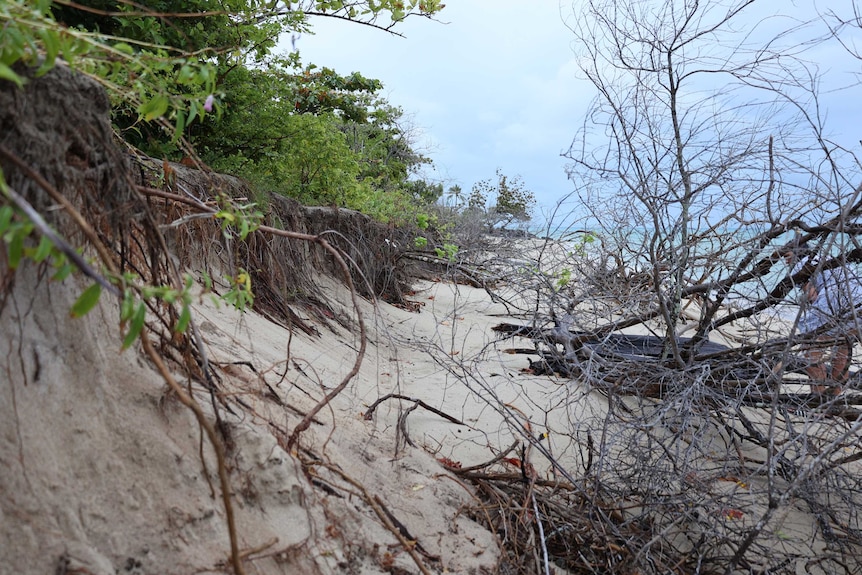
(468, 169), (536, 230)
(1, 0), (445, 222)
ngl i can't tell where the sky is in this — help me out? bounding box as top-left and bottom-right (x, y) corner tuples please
(286, 1), (588, 222)
(285, 1), (862, 228)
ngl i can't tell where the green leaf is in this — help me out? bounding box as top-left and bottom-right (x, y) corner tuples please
(177, 63), (195, 84)
(70, 283), (102, 318)
(139, 95), (170, 121)
(175, 304), (191, 334)
(0, 205), (13, 235)
(113, 42), (135, 55)
(187, 101), (198, 125)
(31, 235), (53, 263)
(7, 230), (24, 269)
(51, 256), (73, 282)
(0, 63), (24, 88)
(120, 290), (135, 322)
(171, 109), (186, 143)
(121, 302), (147, 350)
(36, 29), (60, 77)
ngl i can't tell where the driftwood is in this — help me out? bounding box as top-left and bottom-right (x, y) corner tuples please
(401, 250), (502, 288)
(492, 321), (862, 419)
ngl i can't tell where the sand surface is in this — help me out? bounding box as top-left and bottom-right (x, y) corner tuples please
(2, 251), (607, 574)
(3, 256), (857, 574)
(0, 267), (511, 574)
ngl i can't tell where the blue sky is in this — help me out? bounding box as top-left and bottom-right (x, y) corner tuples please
(289, 1), (588, 220)
(288, 2), (862, 227)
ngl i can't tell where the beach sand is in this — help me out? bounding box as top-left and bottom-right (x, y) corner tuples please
(2, 253), (858, 574)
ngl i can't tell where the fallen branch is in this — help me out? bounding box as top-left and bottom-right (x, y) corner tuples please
(373, 494), (440, 561)
(398, 402), (420, 448)
(455, 440), (520, 473)
(306, 460), (435, 575)
(401, 250), (498, 288)
(363, 393), (466, 427)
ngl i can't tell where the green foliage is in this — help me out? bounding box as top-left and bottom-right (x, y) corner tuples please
(0, 0), (444, 352)
(496, 172), (535, 222)
(297, 0), (445, 25)
(1, 1), (79, 87)
(118, 273), (196, 349)
(280, 114), (363, 206)
(224, 268), (254, 311)
(51, 1), (289, 62)
(405, 180), (443, 204)
(416, 212), (432, 230)
(571, 231), (596, 256)
(190, 57), (385, 166)
(119, 291), (146, 349)
(0, 188), (73, 282)
(470, 169), (536, 227)
(194, 57), (429, 221)
(293, 65), (383, 121)
(1, 0), (219, 155)
(467, 186), (487, 212)
(70, 283), (103, 318)
(0, 204), (31, 270)
(344, 105), (431, 190)
(214, 199), (264, 241)
(435, 243), (458, 262)
(555, 268), (572, 291)
(348, 183), (420, 224)
(414, 236), (428, 248)
(37, 1), (442, 160)
(2, 1), (439, 223)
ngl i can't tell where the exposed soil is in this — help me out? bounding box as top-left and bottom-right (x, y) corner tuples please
(0, 64), (498, 575)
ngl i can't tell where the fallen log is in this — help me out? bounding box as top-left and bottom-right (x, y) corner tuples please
(494, 322), (862, 419)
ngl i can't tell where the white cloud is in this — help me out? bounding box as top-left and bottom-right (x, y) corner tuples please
(288, 0), (862, 219)
(289, 2), (587, 209)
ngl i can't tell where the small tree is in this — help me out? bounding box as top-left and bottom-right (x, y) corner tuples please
(469, 169), (535, 231)
(403, 179), (443, 205)
(446, 184), (464, 209)
(457, 1), (862, 573)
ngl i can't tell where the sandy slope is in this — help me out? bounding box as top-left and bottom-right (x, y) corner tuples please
(1, 250), (618, 574)
(0, 61), (539, 575)
(0, 265), (516, 575)
(5, 248), (860, 574)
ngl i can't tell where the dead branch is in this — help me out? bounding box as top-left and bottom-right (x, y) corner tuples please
(305, 460), (435, 575)
(455, 440), (520, 473)
(363, 392), (467, 427)
(398, 402), (419, 448)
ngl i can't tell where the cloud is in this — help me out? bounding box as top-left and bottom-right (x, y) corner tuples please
(291, 1), (862, 221)
(291, 2), (586, 208)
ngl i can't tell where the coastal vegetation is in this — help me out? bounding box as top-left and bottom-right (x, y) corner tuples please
(3, 1), (862, 575)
